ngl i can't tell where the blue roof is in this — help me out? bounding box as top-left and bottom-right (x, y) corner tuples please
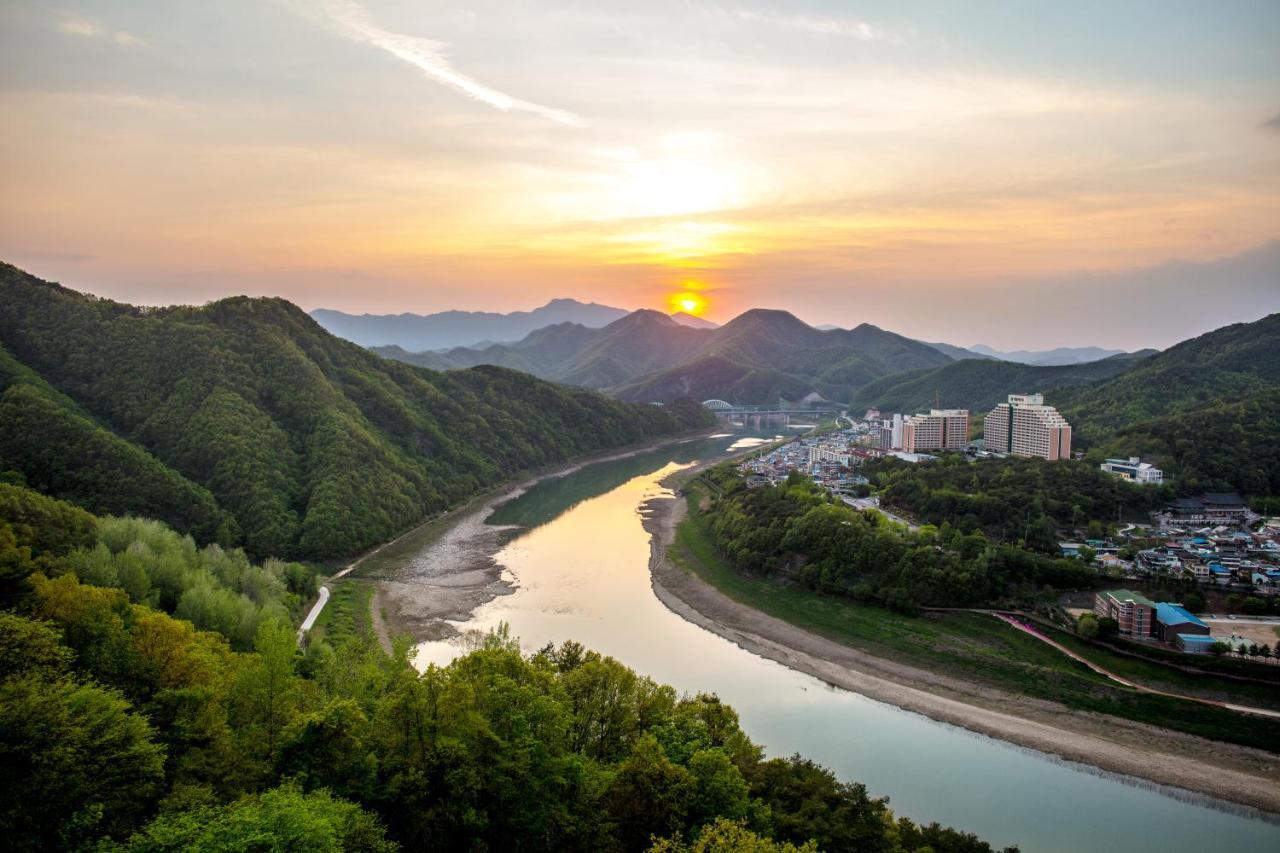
(1209, 565), (1230, 574)
(1155, 603), (1207, 629)
(1178, 635), (1216, 646)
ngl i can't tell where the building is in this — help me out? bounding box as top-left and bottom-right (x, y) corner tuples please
(983, 394), (1072, 460)
(1153, 603), (1209, 642)
(876, 413), (905, 451)
(1161, 493), (1249, 526)
(1100, 457), (1164, 485)
(901, 409), (969, 453)
(1176, 634), (1217, 655)
(1094, 589), (1155, 636)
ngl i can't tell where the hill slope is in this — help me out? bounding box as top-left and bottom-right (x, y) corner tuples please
(849, 353), (1151, 414)
(0, 263), (712, 559)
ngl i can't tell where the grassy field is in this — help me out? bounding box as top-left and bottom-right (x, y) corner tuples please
(309, 579), (377, 646)
(674, 483), (1280, 752)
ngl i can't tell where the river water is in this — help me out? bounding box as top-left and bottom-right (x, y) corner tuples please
(397, 431), (1278, 852)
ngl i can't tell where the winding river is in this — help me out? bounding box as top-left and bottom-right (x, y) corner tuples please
(384, 431), (1279, 852)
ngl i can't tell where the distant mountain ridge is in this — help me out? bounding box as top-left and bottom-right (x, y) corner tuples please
(918, 340), (1131, 365)
(966, 344), (1130, 365)
(378, 307), (953, 404)
(311, 298), (631, 351)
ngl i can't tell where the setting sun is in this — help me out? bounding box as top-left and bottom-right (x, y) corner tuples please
(668, 290), (708, 316)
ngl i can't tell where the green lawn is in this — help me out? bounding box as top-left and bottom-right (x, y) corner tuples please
(674, 483), (1280, 752)
(310, 579), (377, 646)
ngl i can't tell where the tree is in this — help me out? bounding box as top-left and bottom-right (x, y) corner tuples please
(649, 818), (817, 853)
(606, 734), (694, 850)
(1076, 612), (1100, 639)
(117, 782), (396, 852)
(0, 675), (164, 849)
(1096, 617), (1119, 639)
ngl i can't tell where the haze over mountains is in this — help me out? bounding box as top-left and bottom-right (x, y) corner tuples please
(311, 299), (719, 351)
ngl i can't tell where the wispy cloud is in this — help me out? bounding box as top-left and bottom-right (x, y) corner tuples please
(293, 0), (585, 126)
(57, 13), (146, 47)
(728, 8), (897, 43)
(1261, 111), (1280, 133)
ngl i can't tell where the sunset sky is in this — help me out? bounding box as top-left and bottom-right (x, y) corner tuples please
(2, 1), (1278, 348)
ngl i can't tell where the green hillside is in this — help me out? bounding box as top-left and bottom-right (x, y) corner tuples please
(1056, 313), (1280, 429)
(0, 263), (712, 559)
(848, 353), (1149, 414)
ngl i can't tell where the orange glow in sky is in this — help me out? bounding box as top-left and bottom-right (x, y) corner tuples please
(668, 290), (708, 316)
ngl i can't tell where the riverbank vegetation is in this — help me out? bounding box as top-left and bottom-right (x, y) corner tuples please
(1, 476), (1014, 851)
(678, 475), (1280, 751)
(699, 467), (1096, 611)
(863, 455), (1167, 545)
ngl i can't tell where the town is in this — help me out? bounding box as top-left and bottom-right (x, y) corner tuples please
(734, 393), (1280, 662)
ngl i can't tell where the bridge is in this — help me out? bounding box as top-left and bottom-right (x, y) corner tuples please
(701, 399), (840, 426)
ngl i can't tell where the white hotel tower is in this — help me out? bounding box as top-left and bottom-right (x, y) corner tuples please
(982, 394), (1072, 461)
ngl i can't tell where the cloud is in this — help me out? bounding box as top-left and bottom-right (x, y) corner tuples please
(57, 13), (145, 48)
(293, 0), (585, 126)
(728, 8), (895, 43)
(1261, 111), (1280, 133)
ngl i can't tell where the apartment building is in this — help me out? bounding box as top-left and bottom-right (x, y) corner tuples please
(901, 409), (969, 453)
(982, 393), (1072, 460)
(1094, 589), (1156, 637)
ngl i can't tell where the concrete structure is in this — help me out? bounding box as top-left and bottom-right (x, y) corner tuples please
(901, 409), (969, 453)
(1153, 603), (1210, 642)
(1101, 457), (1164, 485)
(983, 393), (1072, 460)
(1094, 588), (1155, 637)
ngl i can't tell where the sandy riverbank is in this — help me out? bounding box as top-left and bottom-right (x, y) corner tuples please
(644, 470), (1280, 817)
(372, 429), (720, 642)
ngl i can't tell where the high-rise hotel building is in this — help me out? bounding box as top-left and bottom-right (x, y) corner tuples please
(901, 409), (969, 453)
(983, 394), (1072, 460)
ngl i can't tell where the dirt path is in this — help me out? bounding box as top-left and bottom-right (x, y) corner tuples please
(993, 613), (1280, 719)
(644, 474), (1280, 816)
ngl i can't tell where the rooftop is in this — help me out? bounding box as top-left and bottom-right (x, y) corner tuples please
(1154, 603), (1207, 629)
(1102, 588), (1154, 606)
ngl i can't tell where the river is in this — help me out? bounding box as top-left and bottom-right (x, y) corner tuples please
(385, 430), (1279, 852)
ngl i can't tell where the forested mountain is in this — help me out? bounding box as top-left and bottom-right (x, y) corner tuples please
(0, 263), (712, 560)
(1055, 313), (1280, 429)
(311, 297), (630, 350)
(1055, 313), (1280, 495)
(849, 352), (1151, 414)
(380, 307), (953, 404)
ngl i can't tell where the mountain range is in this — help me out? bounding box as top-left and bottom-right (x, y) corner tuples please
(310, 299), (719, 351)
(375, 308), (954, 404)
(0, 263), (711, 560)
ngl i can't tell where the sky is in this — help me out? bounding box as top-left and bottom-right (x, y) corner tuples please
(1, 0), (1278, 349)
